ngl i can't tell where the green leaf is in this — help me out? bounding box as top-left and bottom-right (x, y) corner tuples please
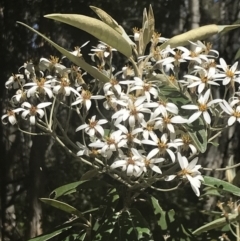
(193, 213), (239, 235)
(160, 24), (240, 50)
(218, 24), (240, 35)
(17, 22), (109, 83)
(150, 196), (174, 231)
(184, 118), (207, 153)
(90, 6), (123, 35)
(203, 176), (240, 196)
(234, 47), (240, 60)
(50, 180), (87, 199)
(80, 169), (99, 181)
(160, 25), (219, 49)
(44, 14), (132, 58)
(202, 186), (223, 197)
(27, 226), (72, 241)
(50, 180), (108, 199)
(89, 6), (135, 47)
(40, 198), (86, 219)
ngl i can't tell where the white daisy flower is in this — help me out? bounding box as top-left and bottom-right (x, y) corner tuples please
(2, 108), (24, 125)
(24, 77), (53, 98)
(112, 96), (151, 127)
(129, 77), (158, 102)
(110, 148), (144, 177)
(21, 102), (52, 125)
(166, 153), (203, 197)
(5, 74), (25, 89)
(154, 112), (188, 133)
(214, 58), (240, 85)
(76, 115), (108, 137)
(142, 133), (177, 162)
(181, 89), (222, 124)
(220, 99), (240, 126)
(185, 67), (219, 94)
(71, 89), (105, 111)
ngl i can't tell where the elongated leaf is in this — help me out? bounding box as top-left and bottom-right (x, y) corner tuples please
(160, 24), (240, 50)
(234, 47), (240, 60)
(193, 213), (239, 235)
(28, 227), (72, 241)
(203, 176), (240, 197)
(184, 119), (207, 153)
(17, 22), (109, 83)
(218, 24), (240, 35)
(40, 198), (85, 218)
(50, 180), (86, 199)
(44, 14), (132, 58)
(90, 6), (135, 47)
(50, 180), (108, 199)
(160, 25), (219, 49)
(89, 7), (135, 47)
(90, 6), (122, 35)
(80, 169), (100, 181)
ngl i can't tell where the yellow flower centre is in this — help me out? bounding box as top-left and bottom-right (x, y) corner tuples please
(226, 69), (234, 78)
(49, 55), (59, 65)
(37, 78), (46, 87)
(146, 124), (154, 131)
(127, 158), (135, 165)
(201, 76), (208, 83)
(157, 140), (167, 150)
(106, 137), (115, 146)
(233, 111), (240, 118)
(144, 158), (150, 166)
(174, 50), (182, 60)
(29, 106), (37, 115)
(7, 110), (15, 116)
(178, 168), (192, 176)
(182, 135), (192, 145)
(60, 78), (70, 87)
(143, 83), (151, 92)
(82, 90), (92, 100)
(110, 79), (118, 86)
(88, 120), (98, 128)
(190, 51), (198, 58)
(163, 116), (171, 124)
(198, 104), (207, 112)
(130, 108), (138, 116)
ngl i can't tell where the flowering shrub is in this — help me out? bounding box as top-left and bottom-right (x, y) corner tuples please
(3, 5), (240, 241)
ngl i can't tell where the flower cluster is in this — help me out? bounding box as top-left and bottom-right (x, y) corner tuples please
(3, 27), (240, 197)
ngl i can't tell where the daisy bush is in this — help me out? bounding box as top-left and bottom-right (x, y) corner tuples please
(3, 5), (240, 241)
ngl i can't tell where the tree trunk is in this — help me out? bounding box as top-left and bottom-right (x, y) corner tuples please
(27, 135), (47, 239)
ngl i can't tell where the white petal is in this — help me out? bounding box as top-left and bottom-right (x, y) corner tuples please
(228, 116), (236, 126)
(37, 102), (52, 108)
(150, 164), (162, 174)
(203, 111), (211, 124)
(189, 111), (202, 123)
(30, 116), (36, 125)
(181, 105), (199, 110)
